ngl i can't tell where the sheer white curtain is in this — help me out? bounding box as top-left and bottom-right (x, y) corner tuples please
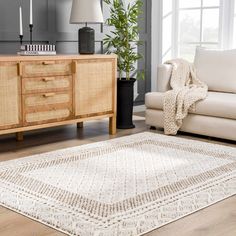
(233, 2), (236, 47)
(161, 0), (236, 62)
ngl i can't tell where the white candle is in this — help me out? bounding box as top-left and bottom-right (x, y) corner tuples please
(30, 0), (33, 25)
(19, 6), (23, 35)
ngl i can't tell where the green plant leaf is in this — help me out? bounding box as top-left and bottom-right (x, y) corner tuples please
(103, 0), (144, 81)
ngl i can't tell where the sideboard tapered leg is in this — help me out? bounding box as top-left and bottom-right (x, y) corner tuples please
(77, 122), (83, 128)
(16, 132), (23, 141)
(109, 116), (117, 135)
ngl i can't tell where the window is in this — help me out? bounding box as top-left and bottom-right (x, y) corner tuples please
(161, 0), (236, 62)
(179, 0), (221, 61)
(162, 0), (173, 62)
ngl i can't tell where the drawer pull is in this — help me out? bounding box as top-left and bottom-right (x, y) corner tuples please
(17, 63), (22, 76)
(42, 77), (55, 82)
(43, 93), (55, 98)
(42, 61), (55, 65)
(72, 61), (77, 74)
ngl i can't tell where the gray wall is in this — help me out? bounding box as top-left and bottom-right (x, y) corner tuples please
(0, 0), (151, 104)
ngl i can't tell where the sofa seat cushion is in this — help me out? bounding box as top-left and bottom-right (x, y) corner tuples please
(145, 91), (236, 120)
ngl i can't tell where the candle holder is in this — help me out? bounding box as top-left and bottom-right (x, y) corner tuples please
(29, 24), (33, 44)
(19, 35), (23, 45)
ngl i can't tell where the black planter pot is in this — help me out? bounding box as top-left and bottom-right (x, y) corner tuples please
(117, 78), (136, 129)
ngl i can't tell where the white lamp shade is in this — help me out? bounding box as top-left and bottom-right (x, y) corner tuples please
(70, 0), (104, 24)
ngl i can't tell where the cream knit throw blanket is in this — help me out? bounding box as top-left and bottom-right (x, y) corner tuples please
(163, 59), (208, 135)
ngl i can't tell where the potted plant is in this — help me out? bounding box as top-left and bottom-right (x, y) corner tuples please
(103, 0), (144, 129)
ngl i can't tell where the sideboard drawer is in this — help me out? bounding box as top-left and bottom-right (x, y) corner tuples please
(23, 91), (72, 125)
(22, 60), (72, 77)
(25, 109), (71, 126)
(22, 76), (72, 94)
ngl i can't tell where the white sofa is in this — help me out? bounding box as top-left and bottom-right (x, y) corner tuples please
(145, 48), (236, 141)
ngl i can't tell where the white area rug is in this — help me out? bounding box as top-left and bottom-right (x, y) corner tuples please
(0, 132), (236, 236)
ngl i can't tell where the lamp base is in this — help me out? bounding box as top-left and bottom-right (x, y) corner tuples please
(79, 27), (95, 54)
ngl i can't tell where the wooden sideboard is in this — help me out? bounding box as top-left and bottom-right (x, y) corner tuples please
(0, 54), (117, 141)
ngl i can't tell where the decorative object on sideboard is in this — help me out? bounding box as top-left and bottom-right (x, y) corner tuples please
(70, 0), (104, 54)
(29, 0), (33, 44)
(19, 6), (23, 45)
(17, 0), (56, 56)
(19, 0), (32, 45)
(18, 44), (56, 55)
(104, 0), (144, 129)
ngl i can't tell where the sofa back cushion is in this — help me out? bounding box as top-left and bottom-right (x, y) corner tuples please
(194, 47), (236, 93)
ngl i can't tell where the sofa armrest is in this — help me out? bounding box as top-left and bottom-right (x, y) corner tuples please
(157, 64), (172, 92)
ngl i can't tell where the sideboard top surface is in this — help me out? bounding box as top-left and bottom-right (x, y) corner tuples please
(0, 54), (117, 62)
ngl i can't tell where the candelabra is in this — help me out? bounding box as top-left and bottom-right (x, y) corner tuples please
(29, 24), (33, 44)
(19, 35), (23, 45)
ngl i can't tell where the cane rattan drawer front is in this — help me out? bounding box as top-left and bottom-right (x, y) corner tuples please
(22, 60), (72, 77)
(23, 91), (72, 126)
(22, 75), (72, 94)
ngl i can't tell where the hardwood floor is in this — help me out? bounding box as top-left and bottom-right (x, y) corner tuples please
(0, 115), (235, 236)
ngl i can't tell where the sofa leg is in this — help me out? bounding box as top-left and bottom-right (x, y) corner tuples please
(109, 116), (117, 135)
(150, 126), (157, 130)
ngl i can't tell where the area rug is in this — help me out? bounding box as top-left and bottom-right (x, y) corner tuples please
(0, 132), (236, 236)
